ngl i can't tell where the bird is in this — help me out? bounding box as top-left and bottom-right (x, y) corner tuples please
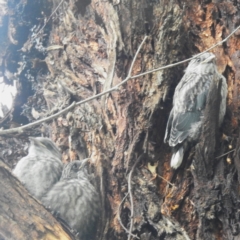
(41, 160), (100, 240)
(164, 52), (227, 169)
(13, 137), (63, 199)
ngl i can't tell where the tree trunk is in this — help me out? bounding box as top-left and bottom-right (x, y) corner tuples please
(0, 0), (239, 239)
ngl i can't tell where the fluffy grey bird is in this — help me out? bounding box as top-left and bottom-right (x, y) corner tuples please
(13, 137), (63, 199)
(164, 52), (227, 169)
(42, 160), (100, 240)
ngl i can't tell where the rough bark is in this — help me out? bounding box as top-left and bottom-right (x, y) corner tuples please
(0, 0), (240, 240)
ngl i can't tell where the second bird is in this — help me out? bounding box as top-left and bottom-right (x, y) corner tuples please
(42, 160), (100, 240)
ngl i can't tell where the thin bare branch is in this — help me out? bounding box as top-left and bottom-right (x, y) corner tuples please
(131, 25), (240, 79)
(32, 0), (65, 40)
(0, 36), (148, 136)
(117, 193), (139, 239)
(157, 174), (175, 187)
(127, 155), (142, 240)
(0, 102), (76, 136)
(0, 25), (239, 136)
(215, 149), (235, 159)
(127, 36), (148, 79)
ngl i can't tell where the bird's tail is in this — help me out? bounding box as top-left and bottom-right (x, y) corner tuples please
(170, 147), (184, 169)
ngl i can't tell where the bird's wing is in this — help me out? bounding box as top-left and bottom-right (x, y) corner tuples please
(168, 72), (213, 147)
(169, 111), (201, 146)
(164, 74), (196, 144)
(219, 74), (227, 125)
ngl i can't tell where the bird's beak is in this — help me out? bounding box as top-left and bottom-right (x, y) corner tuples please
(201, 55), (215, 64)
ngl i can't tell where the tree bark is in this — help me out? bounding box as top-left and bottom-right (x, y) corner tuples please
(0, 0), (239, 239)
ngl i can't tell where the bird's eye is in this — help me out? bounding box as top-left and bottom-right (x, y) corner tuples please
(72, 163), (78, 170)
(196, 58), (200, 62)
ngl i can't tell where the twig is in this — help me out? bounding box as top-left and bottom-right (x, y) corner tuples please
(215, 149), (235, 159)
(127, 155), (142, 240)
(157, 174), (175, 187)
(117, 193), (139, 239)
(32, 0), (65, 41)
(130, 25), (240, 79)
(110, 35), (148, 92)
(117, 193), (129, 230)
(1, 25), (240, 136)
(0, 102), (76, 136)
(127, 36), (148, 79)
(0, 36), (148, 136)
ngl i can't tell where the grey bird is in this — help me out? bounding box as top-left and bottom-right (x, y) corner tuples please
(164, 52), (227, 169)
(13, 137), (63, 199)
(42, 160), (100, 240)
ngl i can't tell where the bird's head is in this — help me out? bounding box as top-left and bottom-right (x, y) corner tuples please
(28, 137), (62, 159)
(185, 52), (216, 75)
(61, 159), (90, 180)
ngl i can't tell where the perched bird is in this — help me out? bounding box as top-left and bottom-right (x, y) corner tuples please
(164, 52), (227, 169)
(13, 137), (63, 199)
(42, 160), (100, 240)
